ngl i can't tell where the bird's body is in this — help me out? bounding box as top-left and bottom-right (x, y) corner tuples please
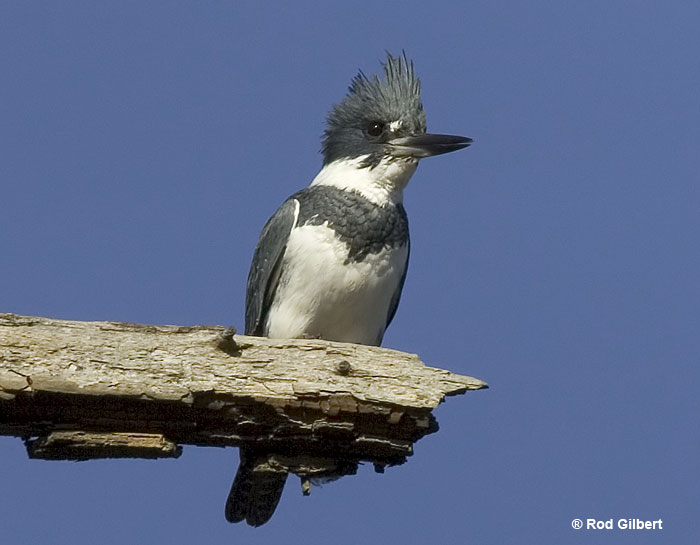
(248, 160), (412, 345)
(226, 52), (472, 527)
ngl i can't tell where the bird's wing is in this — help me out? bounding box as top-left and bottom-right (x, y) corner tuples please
(245, 198), (299, 336)
(385, 237), (410, 330)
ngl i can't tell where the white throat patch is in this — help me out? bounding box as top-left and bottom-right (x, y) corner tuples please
(310, 156), (418, 205)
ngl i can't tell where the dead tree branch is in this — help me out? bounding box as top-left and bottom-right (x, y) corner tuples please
(0, 312), (486, 480)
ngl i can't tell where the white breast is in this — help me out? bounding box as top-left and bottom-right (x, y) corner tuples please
(264, 223), (408, 345)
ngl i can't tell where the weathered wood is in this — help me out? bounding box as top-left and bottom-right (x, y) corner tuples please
(0, 312), (486, 478)
(26, 431), (181, 460)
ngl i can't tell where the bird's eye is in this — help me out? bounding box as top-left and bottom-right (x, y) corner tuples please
(366, 121), (385, 138)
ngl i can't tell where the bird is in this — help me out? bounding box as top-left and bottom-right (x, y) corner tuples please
(225, 52), (472, 527)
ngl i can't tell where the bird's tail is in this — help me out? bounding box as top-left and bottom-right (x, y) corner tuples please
(225, 449), (288, 527)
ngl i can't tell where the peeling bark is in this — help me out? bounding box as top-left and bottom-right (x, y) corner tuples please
(0, 312), (486, 478)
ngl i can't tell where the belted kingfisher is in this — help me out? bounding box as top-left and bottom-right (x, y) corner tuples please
(226, 52), (472, 526)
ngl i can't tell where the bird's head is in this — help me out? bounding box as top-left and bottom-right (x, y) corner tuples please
(321, 52), (472, 169)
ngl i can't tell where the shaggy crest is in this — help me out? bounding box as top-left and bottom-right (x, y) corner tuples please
(322, 52), (427, 165)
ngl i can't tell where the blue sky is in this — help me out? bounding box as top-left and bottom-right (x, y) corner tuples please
(1, 2), (698, 543)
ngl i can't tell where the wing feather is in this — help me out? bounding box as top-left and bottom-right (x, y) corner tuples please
(245, 198), (299, 335)
(385, 238), (410, 332)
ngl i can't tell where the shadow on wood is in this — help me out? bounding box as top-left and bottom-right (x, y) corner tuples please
(0, 312), (487, 519)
